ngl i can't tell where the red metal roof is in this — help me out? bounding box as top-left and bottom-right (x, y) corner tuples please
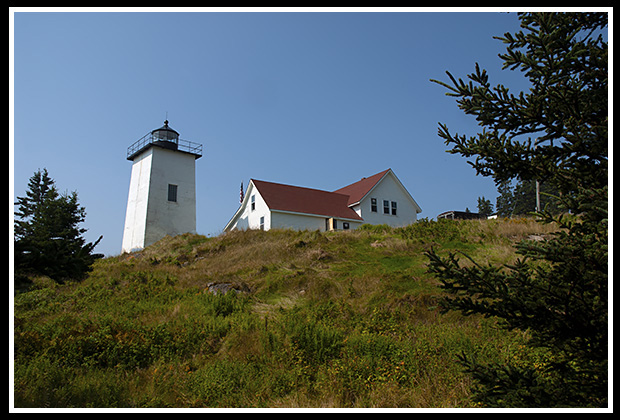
(251, 179), (363, 221)
(333, 169), (390, 206)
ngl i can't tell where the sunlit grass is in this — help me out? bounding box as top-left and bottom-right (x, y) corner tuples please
(13, 218), (554, 408)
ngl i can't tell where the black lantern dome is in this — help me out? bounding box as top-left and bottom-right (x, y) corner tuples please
(151, 120), (179, 142)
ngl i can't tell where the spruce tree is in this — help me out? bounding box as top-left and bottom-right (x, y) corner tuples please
(495, 179), (561, 217)
(427, 12), (607, 407)
(14, 169), (103, 284)
(476, 196), (494, 217)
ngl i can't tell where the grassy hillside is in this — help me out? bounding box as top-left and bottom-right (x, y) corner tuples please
(13, 218), (558, 408)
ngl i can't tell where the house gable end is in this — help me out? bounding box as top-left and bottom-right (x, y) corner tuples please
(353, 171), (421, 226)
(367, 170), (422, 214)
(224, 180), (271, 231)
(334, 169), (421, 214)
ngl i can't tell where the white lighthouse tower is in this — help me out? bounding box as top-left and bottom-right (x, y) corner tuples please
(121, 120), (202, 253)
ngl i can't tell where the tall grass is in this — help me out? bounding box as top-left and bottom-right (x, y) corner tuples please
(13, 219), (547, 408)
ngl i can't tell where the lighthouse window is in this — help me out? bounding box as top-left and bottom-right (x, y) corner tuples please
(168, 184), (178, 202)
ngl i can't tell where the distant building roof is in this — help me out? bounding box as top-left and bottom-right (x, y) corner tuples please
(437, 210), (486, 220)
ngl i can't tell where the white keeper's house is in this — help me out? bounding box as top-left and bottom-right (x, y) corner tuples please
(224, 169), (422, 232)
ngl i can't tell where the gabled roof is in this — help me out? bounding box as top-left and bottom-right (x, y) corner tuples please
(334, 168), (422, 213)
(251, 179), (363, 221)
(333, 169), (390, 206)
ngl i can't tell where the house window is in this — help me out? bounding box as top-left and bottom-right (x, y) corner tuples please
(371, 198), (377, 212)
(343, 222), (350, 230)
(168, 184), (178, 202)
(260, 216), (265, 230)
(251, 195), (256, 211)
(391, 201), (397, 216)
(383, 200), (390, 214)
(333, 219), (337, 230)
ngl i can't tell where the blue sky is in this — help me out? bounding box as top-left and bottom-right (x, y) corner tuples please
(12, 9), (539, 256)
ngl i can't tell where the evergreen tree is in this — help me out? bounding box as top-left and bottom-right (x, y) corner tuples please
(495, 180), (515, 217)
(476, 196), (494, 217)
(428, 12), (607, 407)
(495, 179), (561, 217)
(14, 169), (103, 284)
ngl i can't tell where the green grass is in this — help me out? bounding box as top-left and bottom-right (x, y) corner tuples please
(13, 218), (557, 408)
